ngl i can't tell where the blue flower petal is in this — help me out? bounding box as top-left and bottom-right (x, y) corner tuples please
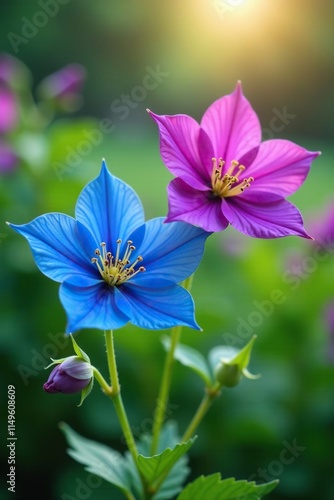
(128, 218), (210, 285)
(9, 214), (97, 283)
(116, 283), (201, 330)
(59, 282), (129, 332)
(75, 160), (145, 253)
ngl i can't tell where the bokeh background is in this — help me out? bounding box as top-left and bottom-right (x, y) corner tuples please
(1, 0), (334, 498)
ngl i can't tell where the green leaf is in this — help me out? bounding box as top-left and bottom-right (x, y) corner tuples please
(59, 423), (133, 497)
(126, 422), (192, 500)
(137, 437), (196, 485)
(177, 474), (279, 499)
(162, 336), (212, 386)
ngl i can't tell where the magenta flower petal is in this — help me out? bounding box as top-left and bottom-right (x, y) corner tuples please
(242, 139), (320, 198)
(166, 178), (229, 232)
(222, 197), (311, 239)
(200, 81), (261, 165)
(148, 111), (210, 190)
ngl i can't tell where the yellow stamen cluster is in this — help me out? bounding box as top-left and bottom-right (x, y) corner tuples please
(91, 239), (145, 286)
(211, 158), (254, 198)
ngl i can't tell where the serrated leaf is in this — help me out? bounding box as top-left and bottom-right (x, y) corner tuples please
(126, 422), (192, 500)
(177, 474), (279, 500)
(138, 437), (196, 485)
(162, 336), (212, 386)
(59, 423), (133, 496)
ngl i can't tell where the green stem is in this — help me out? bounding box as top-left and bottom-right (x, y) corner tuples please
(150, 274), (194, 455)
(150, 324), (182, 455)
(182, 384), (221, 442)
(149, 385), (221, 497)
(92, 367), (112, 395)
(104, 330), (138, 466)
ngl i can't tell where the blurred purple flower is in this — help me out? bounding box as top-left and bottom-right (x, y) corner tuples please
(43, 356), (93, 394)
(37, 63), (86, 107)
(0, 85), (18, 133)
(308, 202), (334, 247)
(0, 140), (18, 173)
(148, 82), (320, 239)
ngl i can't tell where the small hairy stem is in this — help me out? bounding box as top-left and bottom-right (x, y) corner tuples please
(104, 330), (139, 468)
(182, 384), (221, 442)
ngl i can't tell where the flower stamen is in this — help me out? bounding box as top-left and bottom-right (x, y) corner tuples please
(211, 158), (254, 198)
(91, 240), (145, 286)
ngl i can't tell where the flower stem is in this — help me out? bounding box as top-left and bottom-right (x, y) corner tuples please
(150, 274), (194, 455)
(150, 324), (182, 455)
(92, 367), (112, 395)
(182, 384), (221, 442)
(104, 330), (138, 466)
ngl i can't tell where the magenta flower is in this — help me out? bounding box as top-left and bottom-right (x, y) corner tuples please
(148, 82), (320, 238)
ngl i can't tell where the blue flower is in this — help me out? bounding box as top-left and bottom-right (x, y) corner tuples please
(9, 160), (209, 332)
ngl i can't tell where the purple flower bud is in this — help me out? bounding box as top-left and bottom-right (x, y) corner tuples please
(43, 356), (93, 394)
(37, 64), (86, 102)
(0, 85), (18, 133)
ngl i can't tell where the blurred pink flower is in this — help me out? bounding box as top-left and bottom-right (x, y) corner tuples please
(0, 140), (18, 173)
(0, 85), (18, 133)
(37, 64), (86, 108)
(308, 202), (334, 247)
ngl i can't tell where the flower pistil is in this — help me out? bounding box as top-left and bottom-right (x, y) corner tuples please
(91, 239), (145, 286)
(211, 158), (254, 198)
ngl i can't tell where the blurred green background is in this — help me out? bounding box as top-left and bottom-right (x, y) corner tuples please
(1, 0), (334, 499)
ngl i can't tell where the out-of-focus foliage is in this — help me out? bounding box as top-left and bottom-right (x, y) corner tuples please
(1, 1), (334, 499)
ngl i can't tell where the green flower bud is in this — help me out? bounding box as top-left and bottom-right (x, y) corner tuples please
(212, 335), (260, 388)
